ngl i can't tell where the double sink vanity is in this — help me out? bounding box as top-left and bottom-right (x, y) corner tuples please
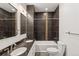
(0, 39), (34, 56)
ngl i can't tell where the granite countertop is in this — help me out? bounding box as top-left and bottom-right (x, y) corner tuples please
(0, 34), (26, 51)
(1, 39), (34, 56)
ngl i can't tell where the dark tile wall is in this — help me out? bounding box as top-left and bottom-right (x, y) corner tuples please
(34, 12), (43, 40)
(27, 5), (35, 39)
(34, 6), (59, 41)
(49, 6), (59, 41)
(34, 12), (54, 40)
(53, 6), (59, 18)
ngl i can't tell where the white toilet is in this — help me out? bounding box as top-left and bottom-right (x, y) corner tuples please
(47, 41), (66, 56)
(10, 47), (27, 56)
(47, 47), (59, 56)
(57, 41), (66, 56)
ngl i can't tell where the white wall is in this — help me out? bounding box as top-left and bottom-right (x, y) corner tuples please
(59, 3), (79, 56)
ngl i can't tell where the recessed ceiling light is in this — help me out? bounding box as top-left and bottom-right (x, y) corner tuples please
(45, 8), (48, 11)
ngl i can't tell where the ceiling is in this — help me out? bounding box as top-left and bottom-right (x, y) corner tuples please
(0, 3), (59, 12)
(0, 3), (17, 13)
(26, 3), (59, 12)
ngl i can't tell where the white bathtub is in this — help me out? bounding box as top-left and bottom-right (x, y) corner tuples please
(35, 41), (57, 52)
(27, 41), (58, 56)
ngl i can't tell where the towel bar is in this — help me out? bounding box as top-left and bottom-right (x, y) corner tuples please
(66, 32), (79, 35)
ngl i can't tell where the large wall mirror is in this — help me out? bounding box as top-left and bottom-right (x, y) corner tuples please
(0, 3), (17, 39)
(20, 13), (27, 34)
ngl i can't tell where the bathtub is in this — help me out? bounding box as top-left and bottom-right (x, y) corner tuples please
(27, 41), (58, 56)
(35, 41), (57, 52)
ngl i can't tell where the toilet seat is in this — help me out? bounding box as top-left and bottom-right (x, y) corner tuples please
(10, 47), (27, 56)
(47, 48), (58, 52)
(47, 47), (58, 56)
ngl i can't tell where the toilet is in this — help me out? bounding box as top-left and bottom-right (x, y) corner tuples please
(47, 47), (58, 56)
(10, 47), (27, 56)
(47, 41), (66, 56)
(57, 41), (66, 56)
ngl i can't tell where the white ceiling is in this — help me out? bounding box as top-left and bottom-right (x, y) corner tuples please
(26, 3), (59, 12)
(0, 3), (17, 13)
(0, 3), (58, 12)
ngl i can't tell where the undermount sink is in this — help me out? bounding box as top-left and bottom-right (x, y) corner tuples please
(10, 47), (27, 56)
(26, 40), (33, 43)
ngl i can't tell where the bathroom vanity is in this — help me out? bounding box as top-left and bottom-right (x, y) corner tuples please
(0, 39), (34, 56)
